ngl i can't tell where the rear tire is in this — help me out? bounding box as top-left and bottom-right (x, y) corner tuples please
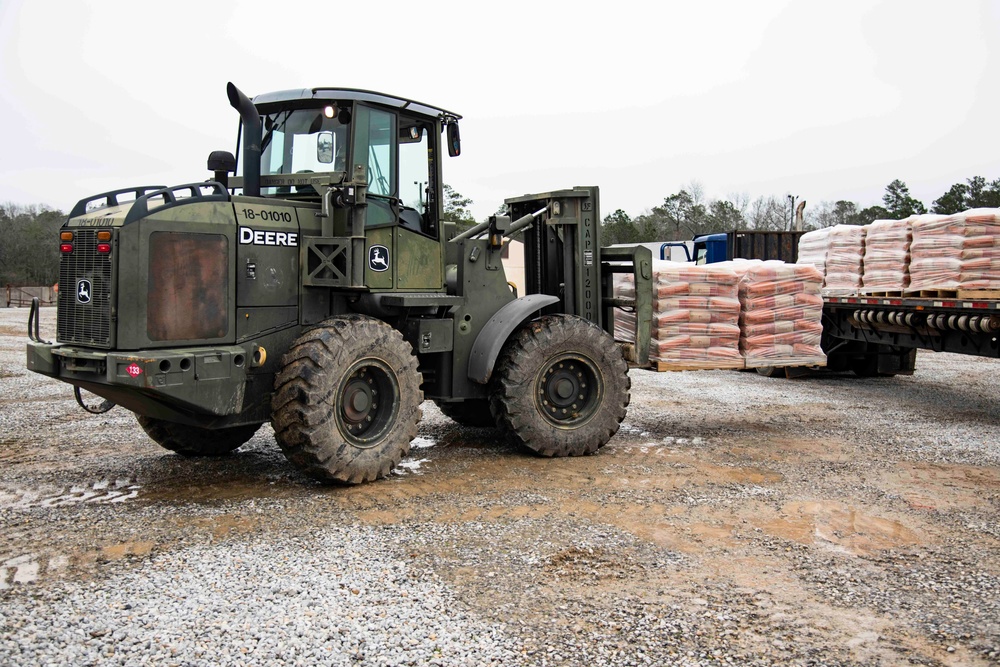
(136, 415), (260, 457)
(433, 399), (496, 428)
(490, 315), (629, 457)
(271, 315), (423, 484)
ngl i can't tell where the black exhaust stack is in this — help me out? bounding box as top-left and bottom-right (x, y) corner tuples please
(227, 82), (261, 198)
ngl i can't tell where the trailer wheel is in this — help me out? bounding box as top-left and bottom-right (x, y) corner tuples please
(433, 399), (496, 428)
(271, 315), (423, 484)
(490, 315), (629, 457)
(136, 415), (260, 457)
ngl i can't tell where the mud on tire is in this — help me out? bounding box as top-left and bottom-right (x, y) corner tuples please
(490, 315), (630, 457)
(136, 415), (260, 457)
(270, 315), (423, 484)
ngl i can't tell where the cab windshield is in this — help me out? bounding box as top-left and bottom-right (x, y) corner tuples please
(258, 107), (349, 187)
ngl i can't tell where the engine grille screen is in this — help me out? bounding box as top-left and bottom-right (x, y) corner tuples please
(147, 232), (229, 341)
(57, 229), (113, 347)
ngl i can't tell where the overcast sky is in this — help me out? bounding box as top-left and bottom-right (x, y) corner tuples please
(2, 0), (998, 222)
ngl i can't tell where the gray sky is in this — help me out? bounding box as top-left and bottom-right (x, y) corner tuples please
(2, 0), (998, 222)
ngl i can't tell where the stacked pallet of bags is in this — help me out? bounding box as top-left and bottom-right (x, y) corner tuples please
(823, 225), (867, 295)
(909, 209), (1000, 291)
(796, 227), (832, 280)
(721, 260), (827, 368)
(860, 218), (913, 292)
(613, 261), (743, 369)
(611, 273), (640, 346)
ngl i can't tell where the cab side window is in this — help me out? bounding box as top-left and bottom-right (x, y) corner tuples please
(354, 106), (437, 236)
(398, 120), (436, 237)
(355, 106), (395, 197)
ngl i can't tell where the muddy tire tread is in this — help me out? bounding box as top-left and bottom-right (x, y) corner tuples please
(271, 315), (423, 484)
(490, 315), (630, 457)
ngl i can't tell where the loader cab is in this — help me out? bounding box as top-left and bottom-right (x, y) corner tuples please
(233, 87), (462, 244)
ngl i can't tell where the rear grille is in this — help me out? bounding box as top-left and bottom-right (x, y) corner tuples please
(57, 229), (113, 347)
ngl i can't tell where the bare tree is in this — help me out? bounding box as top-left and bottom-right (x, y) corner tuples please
(745, 196), (787, 231)
(726, 192), (751, 219)
(686, 180), (706, 208)
(807, 201), (837, 230)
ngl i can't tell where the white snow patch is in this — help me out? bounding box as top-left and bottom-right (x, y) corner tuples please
(409, 437), (438, 450)
(395, 458), (430, 474)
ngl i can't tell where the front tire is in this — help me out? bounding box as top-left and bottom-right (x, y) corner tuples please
(136, 415), (260, 457)
(270, 316), (423, 484)
(490, 315), (629, 457)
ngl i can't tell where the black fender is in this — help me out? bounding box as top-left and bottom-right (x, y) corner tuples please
(467, 294), (560, 384)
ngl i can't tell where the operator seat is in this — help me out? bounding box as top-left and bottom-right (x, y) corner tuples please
(399, 207), (424, 233)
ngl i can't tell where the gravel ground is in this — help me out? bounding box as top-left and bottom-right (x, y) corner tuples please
(1, 306), (999, 666)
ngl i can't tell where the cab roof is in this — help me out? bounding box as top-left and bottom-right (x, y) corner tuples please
(252, 88), (462, 121)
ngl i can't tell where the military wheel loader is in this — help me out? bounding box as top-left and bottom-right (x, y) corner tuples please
(26, 83), (652, 484)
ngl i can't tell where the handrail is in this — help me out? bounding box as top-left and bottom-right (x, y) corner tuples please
(69, 185), (168, 218)
(123, 182), (230, 225)
(27, 297), (51, 344)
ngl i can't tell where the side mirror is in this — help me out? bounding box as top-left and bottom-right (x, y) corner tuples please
(317, 131), (334, 164)
(207, 150), (237, 188)
(446, 121), (461, 157)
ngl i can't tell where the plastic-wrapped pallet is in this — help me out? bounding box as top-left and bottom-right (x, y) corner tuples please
(796, 227), (832, 280)
(724, 260), (827, 368)
(860, 218), (913, 292)
(823, 225), (866, 295)
(961, 209), (1000, 289)
(612, 273), (639, 344)
(613, 261), (742, 369)
(909, 209), (1000, 291)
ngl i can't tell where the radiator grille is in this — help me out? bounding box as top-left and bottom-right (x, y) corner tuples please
(57, 229), (113, 347)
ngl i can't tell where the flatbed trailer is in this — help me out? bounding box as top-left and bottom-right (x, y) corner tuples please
(691, 229), (1000, 376)
(819, 291), (1000, 376)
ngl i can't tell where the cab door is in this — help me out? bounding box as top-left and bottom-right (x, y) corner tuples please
(353, 105), (443, 291)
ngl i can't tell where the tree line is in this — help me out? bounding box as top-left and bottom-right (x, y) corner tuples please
(600, 176), (1000, 246)
(0, 203), (63, 287)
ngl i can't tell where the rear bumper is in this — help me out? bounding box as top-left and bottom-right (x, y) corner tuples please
(26, 341), (251, 417)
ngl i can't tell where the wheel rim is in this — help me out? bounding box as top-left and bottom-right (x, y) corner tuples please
(337, 359), (399, 448)
(535, 353), (603, 427)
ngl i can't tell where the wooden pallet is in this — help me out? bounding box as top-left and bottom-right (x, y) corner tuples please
(619, 342), (638, 364)
(957, 289), (1000, 299)
(653, 360), (746, 372)
(903, 289), (1000, 299)
(859, 290), (904, 297)
(903, 289), (956, 298)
